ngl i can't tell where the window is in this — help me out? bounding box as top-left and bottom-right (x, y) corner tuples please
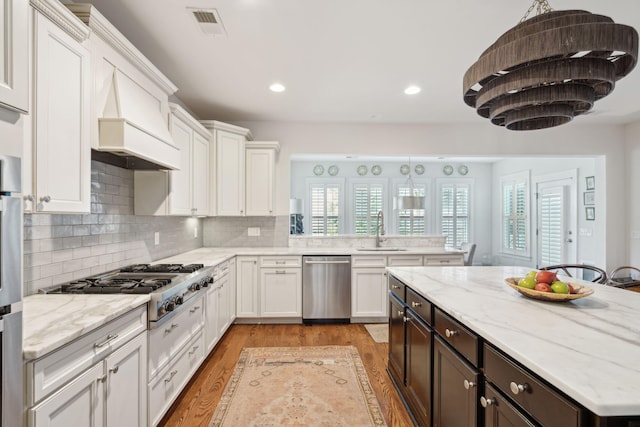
(395, 181), (427, 235)
(501, 171), (530, 256)
(439, 182), (470, 247)
(307, 180), (344, 235)
(350, 180), (386, 235)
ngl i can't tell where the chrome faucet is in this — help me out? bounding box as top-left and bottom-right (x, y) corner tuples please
(375, 210), (386, 247)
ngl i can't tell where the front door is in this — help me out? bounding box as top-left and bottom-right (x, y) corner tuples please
(535, 172), (577, 268)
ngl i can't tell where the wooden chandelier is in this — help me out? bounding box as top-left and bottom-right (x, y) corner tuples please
(463, 8), (638, 130)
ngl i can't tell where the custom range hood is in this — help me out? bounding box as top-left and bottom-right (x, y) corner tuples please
(91, 68), (180, 170)
(67, 3), (180, 170)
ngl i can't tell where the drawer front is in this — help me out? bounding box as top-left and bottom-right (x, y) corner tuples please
(149, 295), (204, 378)
(387, 255), (423, 267)
(352, 255), (387, 268)
(406, 288), (431, 324)
(424, 255), (464, 266)
(433, 308), (479, 366)
(484, 345), (582, 427)
(28, 305), (147, 404)
(149, 330), (205, 427)
(260, 255), (301, 268)
(388, 275), (406, 302)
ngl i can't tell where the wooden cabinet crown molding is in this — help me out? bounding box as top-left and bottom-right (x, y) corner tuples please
(169, 103), (211, 140)
(29, 0), (89, 42)
(200, 120), (253, 140)
(65, 3), (177, 95)
(245, 141), (281, 153)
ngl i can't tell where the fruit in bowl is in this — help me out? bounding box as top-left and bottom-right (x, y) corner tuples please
(504, 272), (594, 302)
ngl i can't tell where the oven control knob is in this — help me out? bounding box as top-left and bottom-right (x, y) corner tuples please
(175, 295), (184, 305)
(190, 283), (201, 291)
(165, 301), (176, 312)
(208, 276), (214, 283)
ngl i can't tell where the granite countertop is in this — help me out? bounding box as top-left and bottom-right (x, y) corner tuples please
(386, 265), (640, 417)
(23, 294), (150, 360)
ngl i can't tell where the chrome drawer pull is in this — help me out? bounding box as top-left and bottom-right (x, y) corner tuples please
(275, 261), (286, 264)
(480, 396), (494, 407)
(275, 270), (286, 274)
(164, 370), (178, 384)
(190, 306), (201, 313)
(109, 366), (119, 374)
(411, 301), (422, 308)
(391, 285), (400, 289)
(164, 323), (179, 334)
(94, 333), (118, 348)
(189, 345), (200, 356)
(445, 328), (459, 338)
(509, 381), (529, 395)
(463, 380), (476, 390)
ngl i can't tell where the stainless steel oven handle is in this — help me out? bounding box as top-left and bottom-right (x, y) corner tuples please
(0, 196), (22, 307)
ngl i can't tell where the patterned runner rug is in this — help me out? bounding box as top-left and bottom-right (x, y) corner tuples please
(208, 346), (387, 426)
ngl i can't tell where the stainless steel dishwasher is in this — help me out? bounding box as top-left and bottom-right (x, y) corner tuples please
(302, 255), (351, 323)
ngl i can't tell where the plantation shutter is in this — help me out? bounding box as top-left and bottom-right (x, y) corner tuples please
(310, 183), (341, 235)
(440, 183), (470, 247)
(501, 172), (529, 255)
(397, 184), (426, 235)
(539, 187), (563, 265)
(354, 183), (384, 235)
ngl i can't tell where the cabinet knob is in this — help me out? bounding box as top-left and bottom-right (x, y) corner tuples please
(391, 285), (400, 289)
(480, 396), (494, 407)
(411, 301), (422, 308)
(97, 375), (107, 384)
(463, 379), (476, 390)
(109, 366), (119, 374)
(40, 195), (51, 203)
(445, 328), (459, 338)
(23, 194), (34, 202)
(398, 310), (404, 316)
(509, 381), (529, 395)
(403, 316), (409, 323)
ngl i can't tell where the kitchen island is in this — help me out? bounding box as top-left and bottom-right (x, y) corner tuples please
(387, 265), (640, 425)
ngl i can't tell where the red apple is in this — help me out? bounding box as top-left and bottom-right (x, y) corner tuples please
(534, 282), (552, 292)
(535, 270), (557, 284)
(567, 283), (576, 294)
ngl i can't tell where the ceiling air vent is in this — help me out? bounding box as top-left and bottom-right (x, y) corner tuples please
(188, 8), (227, 37)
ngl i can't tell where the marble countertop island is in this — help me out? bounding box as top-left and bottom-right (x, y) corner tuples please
(23, 294), (150, 360)
(386, 265), (640, 417)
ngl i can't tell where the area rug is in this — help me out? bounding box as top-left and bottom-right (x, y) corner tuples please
(364, 324), (389, 343)
(208, 346), (387, 427)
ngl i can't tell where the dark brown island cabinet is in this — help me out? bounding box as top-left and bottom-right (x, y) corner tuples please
(387, 274), (640, 427)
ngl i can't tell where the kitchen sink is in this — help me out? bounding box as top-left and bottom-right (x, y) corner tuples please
(357, 248), (407, 251)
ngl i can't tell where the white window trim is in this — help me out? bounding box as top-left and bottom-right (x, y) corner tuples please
(500, 170), (531, 258)
(305, 177), (346, 235)
(436, 178), (473, 247)
(391, 177), (431, 235)
(346, 178), (388, 235)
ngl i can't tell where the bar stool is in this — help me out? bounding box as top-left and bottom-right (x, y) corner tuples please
(540, 264), (608, 284)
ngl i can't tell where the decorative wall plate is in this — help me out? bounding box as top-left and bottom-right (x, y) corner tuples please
(414, 164), (425, 175)
(371, 165), (382, 175)
(458, 165), (469, 175)
(443, 165), (454, 175)
(313, 165), (324, 176)
(400, 164), (410, 175)
(328, 165), (339, 176)
(357, 165), (368, 176)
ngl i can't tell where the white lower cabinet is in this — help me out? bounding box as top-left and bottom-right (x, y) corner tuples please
(27, 306), (148, 427)
(205, 263), (232, 352)
(352, 266), (388, 319)
(236, 256), (302, 320)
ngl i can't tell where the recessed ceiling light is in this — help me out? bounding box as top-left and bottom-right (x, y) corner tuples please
(269, 83), (286, 93)
(404, 85), (421, 95)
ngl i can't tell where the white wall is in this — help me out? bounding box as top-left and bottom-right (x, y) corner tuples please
(238, 120), (628, 270)
(625, 121), (640, 267)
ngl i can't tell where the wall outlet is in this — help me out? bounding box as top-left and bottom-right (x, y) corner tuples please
(154, 231), (160, 245)
(194, 226), (198, 238)
(248, 227), (261, 237)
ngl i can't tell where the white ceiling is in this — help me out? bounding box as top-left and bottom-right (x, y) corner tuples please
(77, 0), (640, 126)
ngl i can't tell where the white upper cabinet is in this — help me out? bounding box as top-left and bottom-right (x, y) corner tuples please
(134, 103), (210, 216)
(0, 0), (29, 113)
(216, 128), (246, 216)
(245, 142), (279, 216)
(23, 2), (91, 213)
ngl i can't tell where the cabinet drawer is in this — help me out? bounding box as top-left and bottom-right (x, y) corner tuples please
(483, 383), (536, 427)
(28, 305), (147, 404)
(484, 344), (582, 427)
(260, 255), (301, 268)
(424, 255), (464, 266)
(433, 308), (479, 366)
(352, 255), (387, 268)
(149, 295), (204, 378)
(149, 330), (205, 427)
(406, 288), (431, 324)
(387, 255), (423, 267)
(388, 275), (405, 302)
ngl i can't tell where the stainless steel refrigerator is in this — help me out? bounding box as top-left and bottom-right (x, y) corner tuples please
(0, 156), (23, 427)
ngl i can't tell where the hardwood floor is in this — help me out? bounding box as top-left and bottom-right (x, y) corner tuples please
(158, 323), (414, 427)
